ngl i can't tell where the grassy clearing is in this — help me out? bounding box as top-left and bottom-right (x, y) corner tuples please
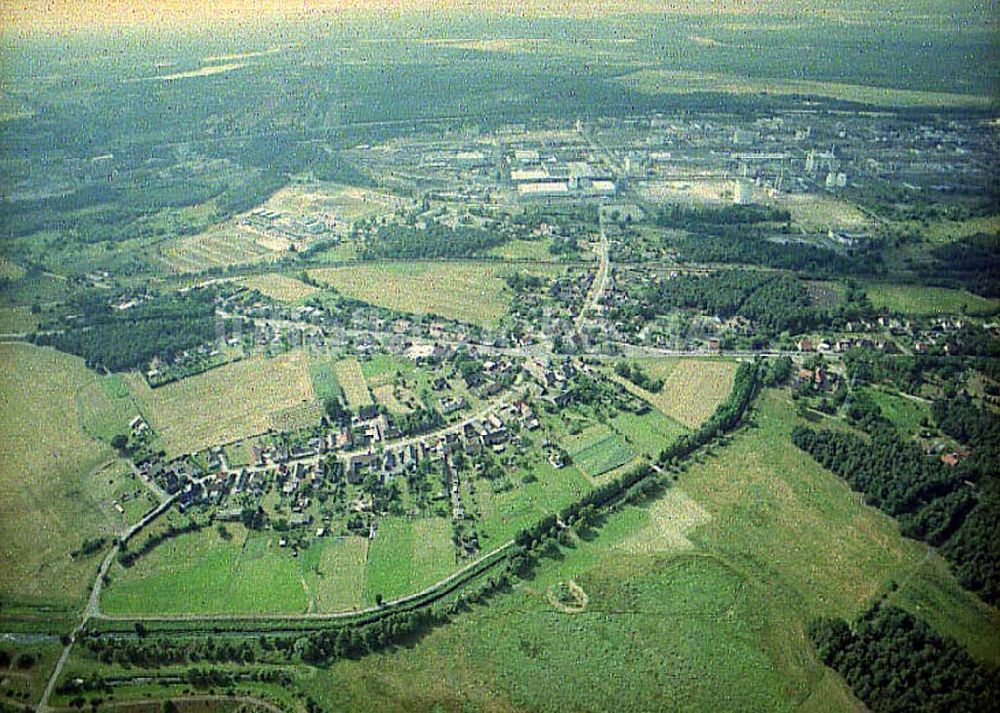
(619, 69), (994, 109)
(487, 239), (554, 261)
(772, 192), (874, 232)
(238, 273), (319, 303)
(159, 223), (278, 273)
(860, 387), (931, 439)
(570, 433), (635, 478)
(372, 384), (413, 414)
(332, 358), (373, 408)
(75, 375), (140, 443)
(615, 488), (712, 554)
(301, 537), (368, 613)
(0, 344), (115, 610)
(126, 352), (314, 459)
(862, 282), (1000, 316)
(363, 517), (455, 605)
(102, 525), (308, 616)
(309, 262), (560, 326)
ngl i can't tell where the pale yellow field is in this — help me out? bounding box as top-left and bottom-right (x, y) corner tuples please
(310, 262), (559, 326)
(0, 344), (115, 608)
(333, 358), (373, 408)
(615, 488), (712, 553)
(772, 192), (874, 232)
(262, 182), (412, 225)
(619, 69), (994, 109)
(656, 360), (738, 429)
(239, 273), (320, 303)
(127, 352), (315, 458)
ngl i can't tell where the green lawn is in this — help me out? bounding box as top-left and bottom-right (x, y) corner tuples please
(363, 517), (455, 605)
(308, 356), (343, 402)
(861, 387), (931, 439)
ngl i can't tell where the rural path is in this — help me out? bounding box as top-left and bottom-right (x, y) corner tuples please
(575, 227), (610, 332)
(36, 494), (178, 712)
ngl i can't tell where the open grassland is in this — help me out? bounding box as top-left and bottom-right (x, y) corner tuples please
(487, 239), (560, 261)
(303, 388), (997, 711)
(363, 517), (455, 605)
(238, 273), (319, 303)
(75, 375), (140, 443)
(102, 525), (308, 616)
(85, 460), (156, 530)
(0, 641), (64, 706)
(0, 306), (38, 333)
(372, 384), (413, 414)
(618, 69), (994, 109)
(300, 537), (368, 613)
(771, 192), (874, 232)
(862, 282), (1000, 316)
(263, 182), (412, 224)
(309, 262), (560, 326)
(619, 359), (736, 429)
(332, 358), (373, 408)
(680, 389), (1000, 664)
(0, 344), (114, 609)
(126, 352), (314, 459)
(303, 538), (860, 713)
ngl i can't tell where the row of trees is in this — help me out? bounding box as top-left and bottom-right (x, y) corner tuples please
(810, 604), (998, 712)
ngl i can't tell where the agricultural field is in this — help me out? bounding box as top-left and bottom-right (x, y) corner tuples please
(0, 306), (38, 334)
(332, 358), (374, 408)
(309, 262), (560, 326)
(618, 69), (994, 109)
(159, 223), (280, 273)
(487, 238), (556, 261)
(862, 282), (1000, 316)
(372, 384), (414, 414)
(614, 359), (736, 429)
(300, 537), (368, 613)
(126, 351), (314, 459)
(0, 344), (115, 610)
(0, 641), (64, 706)
(238, 273), (319, 303)
(308, 356), (343, 402)
(261, 182), (413, 226)
(363, 517), (455, 605)
(102, 524), (309, 616)
(771, 192), (875, 233)
(609, 408), (689, 459)
(74, 374), (141, 444)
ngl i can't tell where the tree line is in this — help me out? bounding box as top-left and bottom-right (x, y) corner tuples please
(358, 223), (507, 260)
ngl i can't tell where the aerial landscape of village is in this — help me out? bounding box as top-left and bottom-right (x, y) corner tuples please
(0, 1), (998, 711)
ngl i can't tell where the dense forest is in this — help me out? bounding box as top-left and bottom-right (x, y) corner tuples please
(358, 223), (507, 260)
(809, 604), (999, 713)
(616, 270), (873, 337)
(926, 232), (1000, 297)
(35, 289), (222, 373)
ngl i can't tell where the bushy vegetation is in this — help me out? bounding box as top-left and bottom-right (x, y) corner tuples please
(927, 233), (1000, 297)
(809, 604), (999, 712)
(35, 289), (223, 373)
(619, 270), (873, 337)
(614, 361), (664, 392)
(358, 223), (506, 260)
